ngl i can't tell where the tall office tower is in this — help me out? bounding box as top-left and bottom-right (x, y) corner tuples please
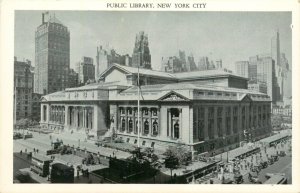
(34, 12), (70, 95)
(68, 68), (78, 88)
(77, 56), (95, 85)
(14, 57), (33, 121)
(271, 31), (285, 101)
(178, 50), (187, 71)
(198, 57), (210, 70)
(95, 45), (132, 80)
(161, 56), (183, 73)
(281, 53), (291, 99)
(132, 31), (151, 69)
(209, 60), (215, 70)
(215, 59), (222, 69)
(249, 56), (258, 80)
(235, 61), (249, 78)
(187, 54), (197, 71)
(250, 55), (280, 103)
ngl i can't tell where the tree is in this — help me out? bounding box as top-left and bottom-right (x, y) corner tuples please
(164, 154), (178, 182)
(164, 144), (192, 166)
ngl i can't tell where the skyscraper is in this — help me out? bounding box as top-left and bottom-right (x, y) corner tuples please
(249, 55), (280, 103)
(132, 31), (151, 69)
(187, 54), (197, 71)
(77, 56), (95, 85)
(95, 45), (132, 80)
(198, 57), (210, 70)
(34, 12), (70, 95)
(235, 61), (249, 78)
(14, 57), (33, 120)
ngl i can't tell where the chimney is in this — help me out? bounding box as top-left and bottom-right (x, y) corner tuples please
(42, 13), (45, 24)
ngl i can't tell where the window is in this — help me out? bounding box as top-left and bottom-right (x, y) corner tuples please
(121, 118), (125, 131)
(134, 139), (137, 144)
(152, 120), (158, 135)
(144, 109), (149, 116)
(128, 119), (133, 132)
(144, 120), (149, 135)
(128, 108), (132, 115)
(126, 138), (130, 143)
(152, 109), (157, 116)
(142, 141), (146, 146)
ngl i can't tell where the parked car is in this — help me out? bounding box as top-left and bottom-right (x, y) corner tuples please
(260, 161), (268, 169)
(13, 132), (23, 140)
(279, 151), (286, 157)
(271, 155), (279, 162)
(234, 174), (244, 184)
(268, 157), (274, 165)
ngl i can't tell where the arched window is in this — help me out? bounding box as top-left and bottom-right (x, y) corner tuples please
(174, 121), (179, 139)
(144, 120), (149, 135)
(128, 119), (133, 132)
(121, 118), (125, 132)
(152, 120), (158, 135)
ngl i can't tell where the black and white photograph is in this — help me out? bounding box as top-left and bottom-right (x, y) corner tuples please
(0, 0), (299, 192)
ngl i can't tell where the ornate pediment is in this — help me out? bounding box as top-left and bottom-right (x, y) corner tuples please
(40, 97), (48, 102)
(240, 94), (252, 102)
(158, 91), (189, 101)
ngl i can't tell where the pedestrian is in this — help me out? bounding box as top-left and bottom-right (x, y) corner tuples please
(37, 149), (39, 153)
(33, 148), (36, 153)
(77, 169), (80, 178)
(20, 150), (22, 155)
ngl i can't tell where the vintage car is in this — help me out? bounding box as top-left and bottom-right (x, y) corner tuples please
(260, 161), (268, 169)
(279, 151), (286, 157)
(234, 174), (244, 184)
(271, 155), (279, 162)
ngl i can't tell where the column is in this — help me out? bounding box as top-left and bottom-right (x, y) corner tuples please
(194, 106), (198, 140)
(46, 104), (50, 123)
(179, 108), (182, 139)
(125, 107), (128, 133)
(64, 105), (69, 129)
(167, 109), (171, 137)
(230, 105), (234, 135)
(74, 107), (78, 129)
(214, 106), (218, 139)
(41, 104), (44, 123)
(222, 105), (226, 137)
(204, 106), (209, 140)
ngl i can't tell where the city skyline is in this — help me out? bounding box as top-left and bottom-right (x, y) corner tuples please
(15, 11), (292, 73)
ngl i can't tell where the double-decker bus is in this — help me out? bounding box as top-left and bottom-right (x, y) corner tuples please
(30, 154), (52, 177)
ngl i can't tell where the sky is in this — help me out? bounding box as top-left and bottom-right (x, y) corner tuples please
(14, 11), (292, 72)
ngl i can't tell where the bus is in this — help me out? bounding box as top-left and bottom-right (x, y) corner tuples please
(264, 175), (287, 184)
(50, 163), (74, 183)
(30, 154), (52, 177)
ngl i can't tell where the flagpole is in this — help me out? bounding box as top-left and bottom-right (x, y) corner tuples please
(137, 65), (140, 148)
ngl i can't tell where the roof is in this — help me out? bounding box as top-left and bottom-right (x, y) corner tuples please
(115, 82), (270, 102)
(123, 82), (266, 95)
(99, 63), (247, 82)
(48, 16), (64, 25)
(65, 81), (128, 91)
(174, 69), (247, 80)
(100, 64), (177, 79)
(41, 90), (65, 101)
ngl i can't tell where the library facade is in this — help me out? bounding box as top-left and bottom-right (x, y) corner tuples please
(40, 64), (272, 154)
